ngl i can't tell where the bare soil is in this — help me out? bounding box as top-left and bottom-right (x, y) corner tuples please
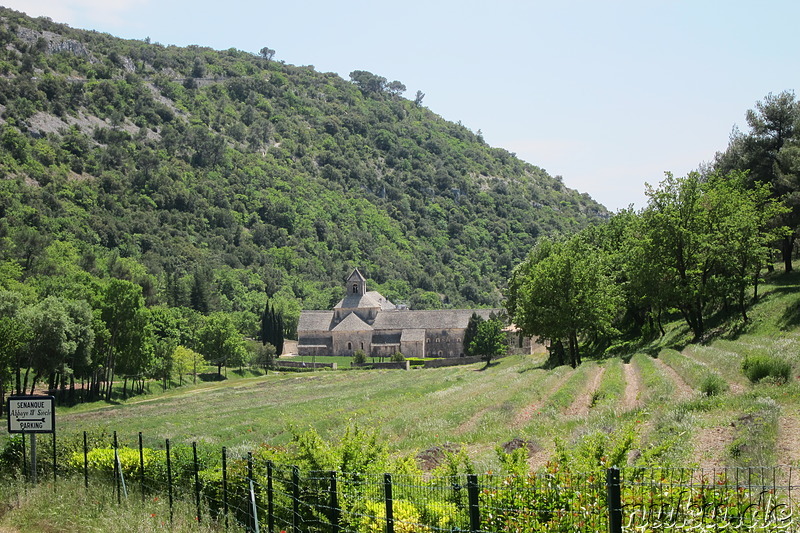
(513, 370), (573, 427)
(622, 363), (643, 411)
(776, 412), (800, 466)
(691, 424), (735, 468)
(564, 366), (605, 417)
(652, 357), (695, 399)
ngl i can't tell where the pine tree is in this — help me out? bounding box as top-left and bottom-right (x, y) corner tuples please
(261, 298), (284, 356)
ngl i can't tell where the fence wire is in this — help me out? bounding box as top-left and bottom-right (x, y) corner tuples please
(5, 432), (800, 532)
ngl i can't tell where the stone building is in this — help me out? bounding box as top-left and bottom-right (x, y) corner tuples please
(297, 269), (499, 358)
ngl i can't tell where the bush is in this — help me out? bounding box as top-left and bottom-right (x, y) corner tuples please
(353, 349), (367, 365)
(700, 374), (729, 396)
(742, 354), (791, 384)
(390, 352), (405, 362)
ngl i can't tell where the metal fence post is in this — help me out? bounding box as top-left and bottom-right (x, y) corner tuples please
(52, 430), (57, 487)
(467, 474), (480, 533)
(247, 452), (255, 533)
(166, 439), (173, 523)
(113, 431), (120, 504)
(193, 441), (201, 523)
(292, 465), (300, 533)
(267, 460), (275, 533)
(384, 473), (394, 533)
(607, 467), (623, 533)
(222, 446), (229, 531)
(330, 471), (340, 533)
(138, 432), (145, 502)
(83, 431), (88, 489)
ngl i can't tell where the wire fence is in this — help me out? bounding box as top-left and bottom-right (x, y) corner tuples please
(5, 431), (800, 532)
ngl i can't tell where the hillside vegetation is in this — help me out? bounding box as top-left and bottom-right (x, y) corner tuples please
(0, 7), (604, 317)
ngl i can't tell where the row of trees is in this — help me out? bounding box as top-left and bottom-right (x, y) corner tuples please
(0, 276), (283, 412)
(507, 170), (787, 367)
(507, 91), (800, 367)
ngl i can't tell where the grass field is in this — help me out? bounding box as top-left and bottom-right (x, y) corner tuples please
(7, 267), (800, 473)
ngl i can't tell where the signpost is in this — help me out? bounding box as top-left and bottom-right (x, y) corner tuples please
(7, 395), (55, 484)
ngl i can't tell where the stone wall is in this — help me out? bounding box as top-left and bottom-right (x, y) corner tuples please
(275, 360), (337, 370)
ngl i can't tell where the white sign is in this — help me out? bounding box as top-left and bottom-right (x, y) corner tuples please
(7, 396), (55, 433)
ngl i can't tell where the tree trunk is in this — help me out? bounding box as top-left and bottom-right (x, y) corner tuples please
(782, 235), (795, 272)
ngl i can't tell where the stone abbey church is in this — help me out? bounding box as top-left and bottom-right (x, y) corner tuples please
(297, 270), (499, 358)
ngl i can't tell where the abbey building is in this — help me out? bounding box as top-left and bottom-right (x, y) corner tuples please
(297, 269), (499, 358)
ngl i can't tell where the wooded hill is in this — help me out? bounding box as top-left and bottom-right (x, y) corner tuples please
(0, 7), (606, 333)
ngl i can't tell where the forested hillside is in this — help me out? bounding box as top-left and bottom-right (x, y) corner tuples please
(0, 8), (606, 401)
(0, 8), (605, 315)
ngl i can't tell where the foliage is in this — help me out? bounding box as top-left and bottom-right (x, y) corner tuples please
(741, 354), (792, 384)
(469, 317), (508, 364)
(699, 373), (729, 396)
(507, 236), (620, 367)
(0, 7), (607, 404)
(352, 349), (367, 365)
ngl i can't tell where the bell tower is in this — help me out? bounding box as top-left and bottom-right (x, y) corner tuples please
(347, 269), (367, 296)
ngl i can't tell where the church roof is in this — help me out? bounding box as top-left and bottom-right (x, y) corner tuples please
(331, 312), (372, 332)
(297, 311), (334, 332)
(400, 329), (426, 342)
(347, 269), (366, 282)
(334, 291), (394, 310)
(373, 309), (496, 330)
(298, 308), (499, 334)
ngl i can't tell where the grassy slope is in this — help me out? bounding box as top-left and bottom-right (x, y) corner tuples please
(39, 267), (800, 470)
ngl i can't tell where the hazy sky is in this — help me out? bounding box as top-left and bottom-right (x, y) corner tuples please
(6, 0), (800, 211)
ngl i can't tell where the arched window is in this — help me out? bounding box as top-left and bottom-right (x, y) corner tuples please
(347, 342), (352, 350)
(352, 284), (358, 294)
(361, 342), (364, 350)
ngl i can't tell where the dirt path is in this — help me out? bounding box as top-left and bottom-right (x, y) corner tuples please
(622, 363), (643, 411)
(652, 357), (695, 399)
(513, 370), (573, 428)
(691, 424), (734, 468)
(564, 366), (605, 417)
(455, 407), (489, 436)
(776, 411), (800, 466)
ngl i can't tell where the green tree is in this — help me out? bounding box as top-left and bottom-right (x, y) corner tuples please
(0, 315), (32, 412)
(506, 237), (620, 367)
(639, 171), (785, 338)
(172, 345), (202, 385)
(463, 312), (483, 357)
(198, 312), (247, 375)
(260, 298), (284, 355)
(259, 47), (275, 61)
(98, 279), (151, 400)
(469, 318), (507, 365)
(716, 91), (800, 271)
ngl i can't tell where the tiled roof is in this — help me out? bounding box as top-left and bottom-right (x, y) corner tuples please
(297, 311), (334, 332)
(331, 312), (372, 332)
(334, 291), (394, 310)
(373, 309), (498, 330)
(298, 308), (500, 334)
(347, 269), (366, 282)
(401, 329), (426, 342)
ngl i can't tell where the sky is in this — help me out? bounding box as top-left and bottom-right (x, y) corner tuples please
(5, 0), (800, 211)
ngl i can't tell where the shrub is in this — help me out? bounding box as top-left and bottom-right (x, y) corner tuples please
(390, 352), (405, 362)
(742, 354), (791, 384)
(353, 349), (367, 365)
(700, 374), (729, 396)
